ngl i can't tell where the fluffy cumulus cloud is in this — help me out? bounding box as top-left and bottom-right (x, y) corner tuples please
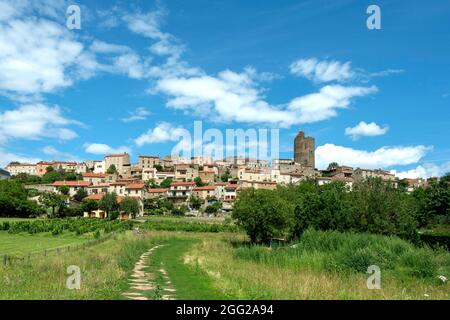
(290, 58), (355, 83)
(345, 121), (389, 140)
(156, 69), (377, 127)
(83, 143), (130, 155)
(391, 162), (450, 179)
(41, 145), (81, 162)
(315, 144), (431, 170)
(0, 104), (80, 144)
(134, 122), (189, 146)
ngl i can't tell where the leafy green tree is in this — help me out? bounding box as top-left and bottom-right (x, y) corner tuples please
(80, 198), (99, 213)
(205, 201), (222, 215)
(106, 164), (117, 174)
(232, 188), (294, 244)
(146, 179), (158, 189)
(189, 195), (203, 210)
(0, 180), (43, 217)
(39, 192), (67, 218)
(58, 185), (70, 196)
(194, 176), (206, 187)
(72, 188), (88, 202)
(153, 164), (163, 172)
(160, 178), (173, 189)
(120, 197), (141, 219)
(99, 192), (119, 218)
(221, 169), (231, 182)
(172, 205), (188, 216)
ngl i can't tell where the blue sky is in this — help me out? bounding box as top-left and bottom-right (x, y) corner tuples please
(0, 0), (449, 178)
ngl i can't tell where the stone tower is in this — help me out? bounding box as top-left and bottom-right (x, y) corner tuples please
(294, 131), (315, 168)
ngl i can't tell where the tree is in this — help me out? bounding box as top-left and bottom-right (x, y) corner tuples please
(232, 188), (294, 244)
(46, 166), (54, 173)
(327, 162), (339, 170)
(171, 205), (188, 216)
(194, 176), (205, 187)
(73, 188), (88, 202)
(80, 198), (98, 214)
(0, 180), (43, 217)
(153, 164), (163, 172)
(120, 197), (140, 219)
(39, 192), (67, 218)
(160, 178), (173, 189)
(189, 196), (203, 210)
(58, 186), (70, 196)
(99, 192), (119, 218)
(107, 164), (117, 174)
(146, 179), (158, 189)
(221, 169), (231, 182)
(205, 201), (222, 215)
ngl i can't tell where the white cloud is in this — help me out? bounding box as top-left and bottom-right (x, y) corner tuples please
(90, 40), (130, 54)
(83, 143), (131, 155)
(288, 85), (378, 124)
(121, 107), (151, 123)
(0, 104), (79, 144)
(123, 8), (168, 40)
(315, 144), (431, 170)
(41, 145), (81, 162)
(391, 162), (450, 179)
(135, 122), (189, 146)
(345, 121), (389, 140)
(156, 68), (377, 127)
(370, 69), (404, 77)
(0, 148), (41, 168)
(290, 58), (355, 83)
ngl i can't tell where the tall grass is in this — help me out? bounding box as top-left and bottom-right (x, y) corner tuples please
(234, 229), (450, 280)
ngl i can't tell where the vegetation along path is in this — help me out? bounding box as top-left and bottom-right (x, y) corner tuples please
(123, 237), (230, 300)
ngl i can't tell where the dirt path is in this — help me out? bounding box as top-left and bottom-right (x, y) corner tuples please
(122, 245), (166, 300)
(122, 244), (177, 300)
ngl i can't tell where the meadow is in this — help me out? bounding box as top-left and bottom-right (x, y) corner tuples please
(0, 217), (449, 300)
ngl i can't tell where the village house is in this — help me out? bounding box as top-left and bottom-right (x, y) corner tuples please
(147, 188), (169, 199)
(52, 180), (91, 197)
(104, 153), (130, 176)
(86, 183), (110, 195)
(192, 185), (217, 202)
(167, 181), (195, 206)
(240, 180), (277, 190)
(198, 170), (215, 184)
(6, 163), (37, 176)
(82, 172), (116, 185)
(138, 155), (161, 170)
(175, 164), (199, 181)
(271, 169), (292, 185)
(237, 167), (271, 182)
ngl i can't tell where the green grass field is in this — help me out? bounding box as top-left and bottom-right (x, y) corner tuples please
(0, 218), (449, 300)
(0, 231), (90, 256)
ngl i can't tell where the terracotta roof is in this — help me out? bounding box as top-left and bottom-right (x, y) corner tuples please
(110, 181), (128, 186)
(105, 153), (129, 157)
(126, 183), (146, 189)
(139, 155), (160, 158)
(225, 184), (239, 189)
(87, 183), (110, 188)
(199, 170), (215, 174)
(193, 186), (216, 191)
(214, 182), (227, 186)
(86, 193), (124, 202)
(53, 181), (91, 187)
(148, 188), (169, 193)
(171, 181), (195, 186)
(82, 172), (107, 178)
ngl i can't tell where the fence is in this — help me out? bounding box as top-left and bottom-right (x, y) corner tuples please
(2, 231), (120, 267)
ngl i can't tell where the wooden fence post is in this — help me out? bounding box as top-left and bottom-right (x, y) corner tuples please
(3, 255), (7, 266)
(44, 250), (47, 257)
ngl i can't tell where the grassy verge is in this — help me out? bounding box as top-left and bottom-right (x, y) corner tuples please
(0, 231), (90, 255)
(0, 231), (161, 299)
(142, 236), (231, 299)
(185, 230), (450, 299)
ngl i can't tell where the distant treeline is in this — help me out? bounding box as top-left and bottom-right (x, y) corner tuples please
(232, 175), (450, 244)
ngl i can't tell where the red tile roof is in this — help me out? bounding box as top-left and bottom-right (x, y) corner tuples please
(53, 181), (91, 187)
(105, 153), (129, 157)
(126, 183), (146, 189)
(86, 193), (124, 202)
(193, 186), (216, 191)
(171, 181), (195, 186)
(82, 173), (107, 178)
(148, 188), (169, 193)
